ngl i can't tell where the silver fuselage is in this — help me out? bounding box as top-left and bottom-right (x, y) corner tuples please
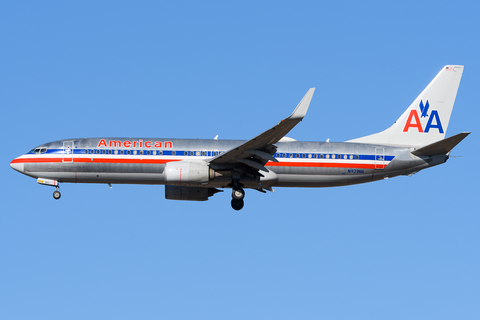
(10, 137), (446, 189)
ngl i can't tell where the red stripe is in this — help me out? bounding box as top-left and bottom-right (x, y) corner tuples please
(11, 157), (177, 164)
(11, 157), (386, 169)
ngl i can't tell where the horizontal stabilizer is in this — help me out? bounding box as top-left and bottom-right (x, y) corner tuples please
(411, 132), (470, 156)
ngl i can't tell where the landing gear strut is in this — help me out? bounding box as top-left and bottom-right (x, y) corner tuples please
(231, 187), (245, 210)
(53, 186), (61, 200)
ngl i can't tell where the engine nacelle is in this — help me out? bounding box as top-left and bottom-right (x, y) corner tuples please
(165, 185), (221, 201)
(164, 161), (215, 186)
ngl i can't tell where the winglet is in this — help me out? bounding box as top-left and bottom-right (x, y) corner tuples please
(287, 88), (315, 120)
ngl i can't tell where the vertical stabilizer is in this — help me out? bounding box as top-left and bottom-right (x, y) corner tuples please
(348, 65), (464, 147)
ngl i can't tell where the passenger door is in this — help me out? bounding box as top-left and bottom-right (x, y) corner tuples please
(375, 147), (385, 169)
(63, 141), (74, 162)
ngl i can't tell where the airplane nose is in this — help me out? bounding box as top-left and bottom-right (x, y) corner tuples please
(10, 159), (24, 173)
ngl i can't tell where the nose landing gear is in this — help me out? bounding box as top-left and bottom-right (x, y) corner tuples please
(37, 178), (61, 200)
(53, 186), (61, 200)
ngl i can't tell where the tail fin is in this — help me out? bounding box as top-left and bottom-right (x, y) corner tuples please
(348, 65), (464, 147)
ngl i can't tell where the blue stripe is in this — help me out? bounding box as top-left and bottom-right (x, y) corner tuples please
(28, 148), (395, 162)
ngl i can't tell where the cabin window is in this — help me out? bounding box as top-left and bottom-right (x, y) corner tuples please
(355, 155), (359, 159)
(172, 151), (176, 156)
(84, 150), (88, 154)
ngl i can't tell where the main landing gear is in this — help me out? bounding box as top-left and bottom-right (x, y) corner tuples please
(231, 187), (245, 211)
(53, 186), (61, 200)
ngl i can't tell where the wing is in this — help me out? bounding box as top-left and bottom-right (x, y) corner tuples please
(209, 88), (315, 172)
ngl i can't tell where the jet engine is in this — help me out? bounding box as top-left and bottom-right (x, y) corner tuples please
(164, 161), (215, 186)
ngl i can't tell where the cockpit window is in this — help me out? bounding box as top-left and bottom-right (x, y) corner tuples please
(28, 148), (47, 154)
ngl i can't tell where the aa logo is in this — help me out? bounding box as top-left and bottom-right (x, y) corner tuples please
(403, 100), (444, 133)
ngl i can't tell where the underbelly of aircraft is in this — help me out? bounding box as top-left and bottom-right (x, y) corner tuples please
(22, 162), (399, 188)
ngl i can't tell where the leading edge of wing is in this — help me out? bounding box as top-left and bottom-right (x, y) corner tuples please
(209, 88), (315, 166)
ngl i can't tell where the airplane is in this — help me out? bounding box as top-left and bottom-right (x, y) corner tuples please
(10, 65), (470, 210)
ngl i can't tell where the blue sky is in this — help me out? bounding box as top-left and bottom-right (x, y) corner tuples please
(1, 1), (479, 319)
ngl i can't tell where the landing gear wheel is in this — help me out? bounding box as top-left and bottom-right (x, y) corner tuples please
(232, 187), (245, 200)
(53, 190), (61, 200)
(231, 199), (244, 211)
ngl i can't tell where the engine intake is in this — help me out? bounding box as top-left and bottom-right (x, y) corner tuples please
(164, 161), (215, 186)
